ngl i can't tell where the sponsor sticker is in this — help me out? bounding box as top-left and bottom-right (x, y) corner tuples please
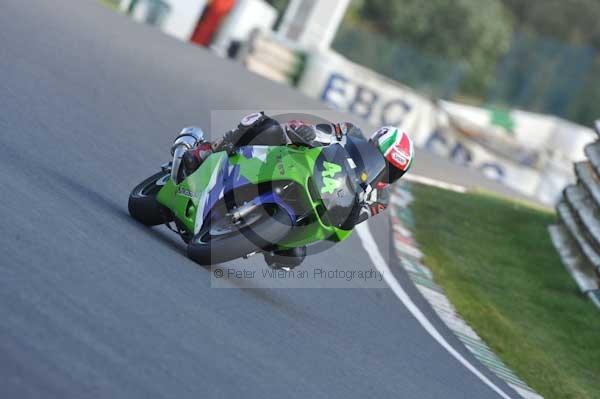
(177, 187), (199, 199)
(389, 147), (410, 171)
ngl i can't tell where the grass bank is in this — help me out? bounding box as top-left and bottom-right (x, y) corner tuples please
(409, 184), (600, 399)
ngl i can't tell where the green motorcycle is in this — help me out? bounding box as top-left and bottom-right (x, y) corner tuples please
(128, 135), (386, 265)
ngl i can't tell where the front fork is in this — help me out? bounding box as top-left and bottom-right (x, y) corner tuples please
(170, 126), (205, 184)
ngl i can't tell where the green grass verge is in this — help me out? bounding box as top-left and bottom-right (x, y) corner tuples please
(409, 183), (600, 399)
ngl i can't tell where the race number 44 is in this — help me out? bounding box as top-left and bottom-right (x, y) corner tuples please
(321, 161), (342, 194)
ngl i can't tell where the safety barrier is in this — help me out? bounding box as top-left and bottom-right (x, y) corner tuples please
(234, 30), (305, 86)
(550, 120), (600, 310)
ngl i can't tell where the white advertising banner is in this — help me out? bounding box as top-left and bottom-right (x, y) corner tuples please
(297, 49), (595, 204)
(298, 50), (438, 145)
(440, 101), (595, 163)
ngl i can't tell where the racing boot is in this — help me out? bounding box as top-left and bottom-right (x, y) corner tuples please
(263, 246), (307, 270)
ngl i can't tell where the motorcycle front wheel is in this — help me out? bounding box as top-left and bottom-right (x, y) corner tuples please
(128, 171), (172, 226)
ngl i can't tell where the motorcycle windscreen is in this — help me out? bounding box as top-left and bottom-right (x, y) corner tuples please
(311, 141), (384, 228)
(342, 135), (387, 191)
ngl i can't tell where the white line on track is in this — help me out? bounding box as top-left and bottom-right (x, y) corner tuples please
(402, 174), (468, 193)
(355, 223), (514, 399)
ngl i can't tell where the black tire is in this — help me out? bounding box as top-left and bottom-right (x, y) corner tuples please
(187, 206), (292, 265)
(128, 171), (172, 226)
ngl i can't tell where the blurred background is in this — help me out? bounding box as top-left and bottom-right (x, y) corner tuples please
(106, 0), (600, 205)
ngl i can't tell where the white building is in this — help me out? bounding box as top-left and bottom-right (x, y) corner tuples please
(120, 0), (207, 41)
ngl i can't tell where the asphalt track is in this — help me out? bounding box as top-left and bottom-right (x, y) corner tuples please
(0, 1), (521, 398)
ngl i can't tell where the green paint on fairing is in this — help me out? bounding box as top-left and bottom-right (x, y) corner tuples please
(156, 146), (353, 249)
(157, 152), (228, 233)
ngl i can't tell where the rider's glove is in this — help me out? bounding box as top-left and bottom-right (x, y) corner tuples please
(369, 202), (387, 216)
(182, 142), (213, 174)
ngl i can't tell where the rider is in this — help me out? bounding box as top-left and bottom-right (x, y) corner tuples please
(174, 112), (414, 268)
